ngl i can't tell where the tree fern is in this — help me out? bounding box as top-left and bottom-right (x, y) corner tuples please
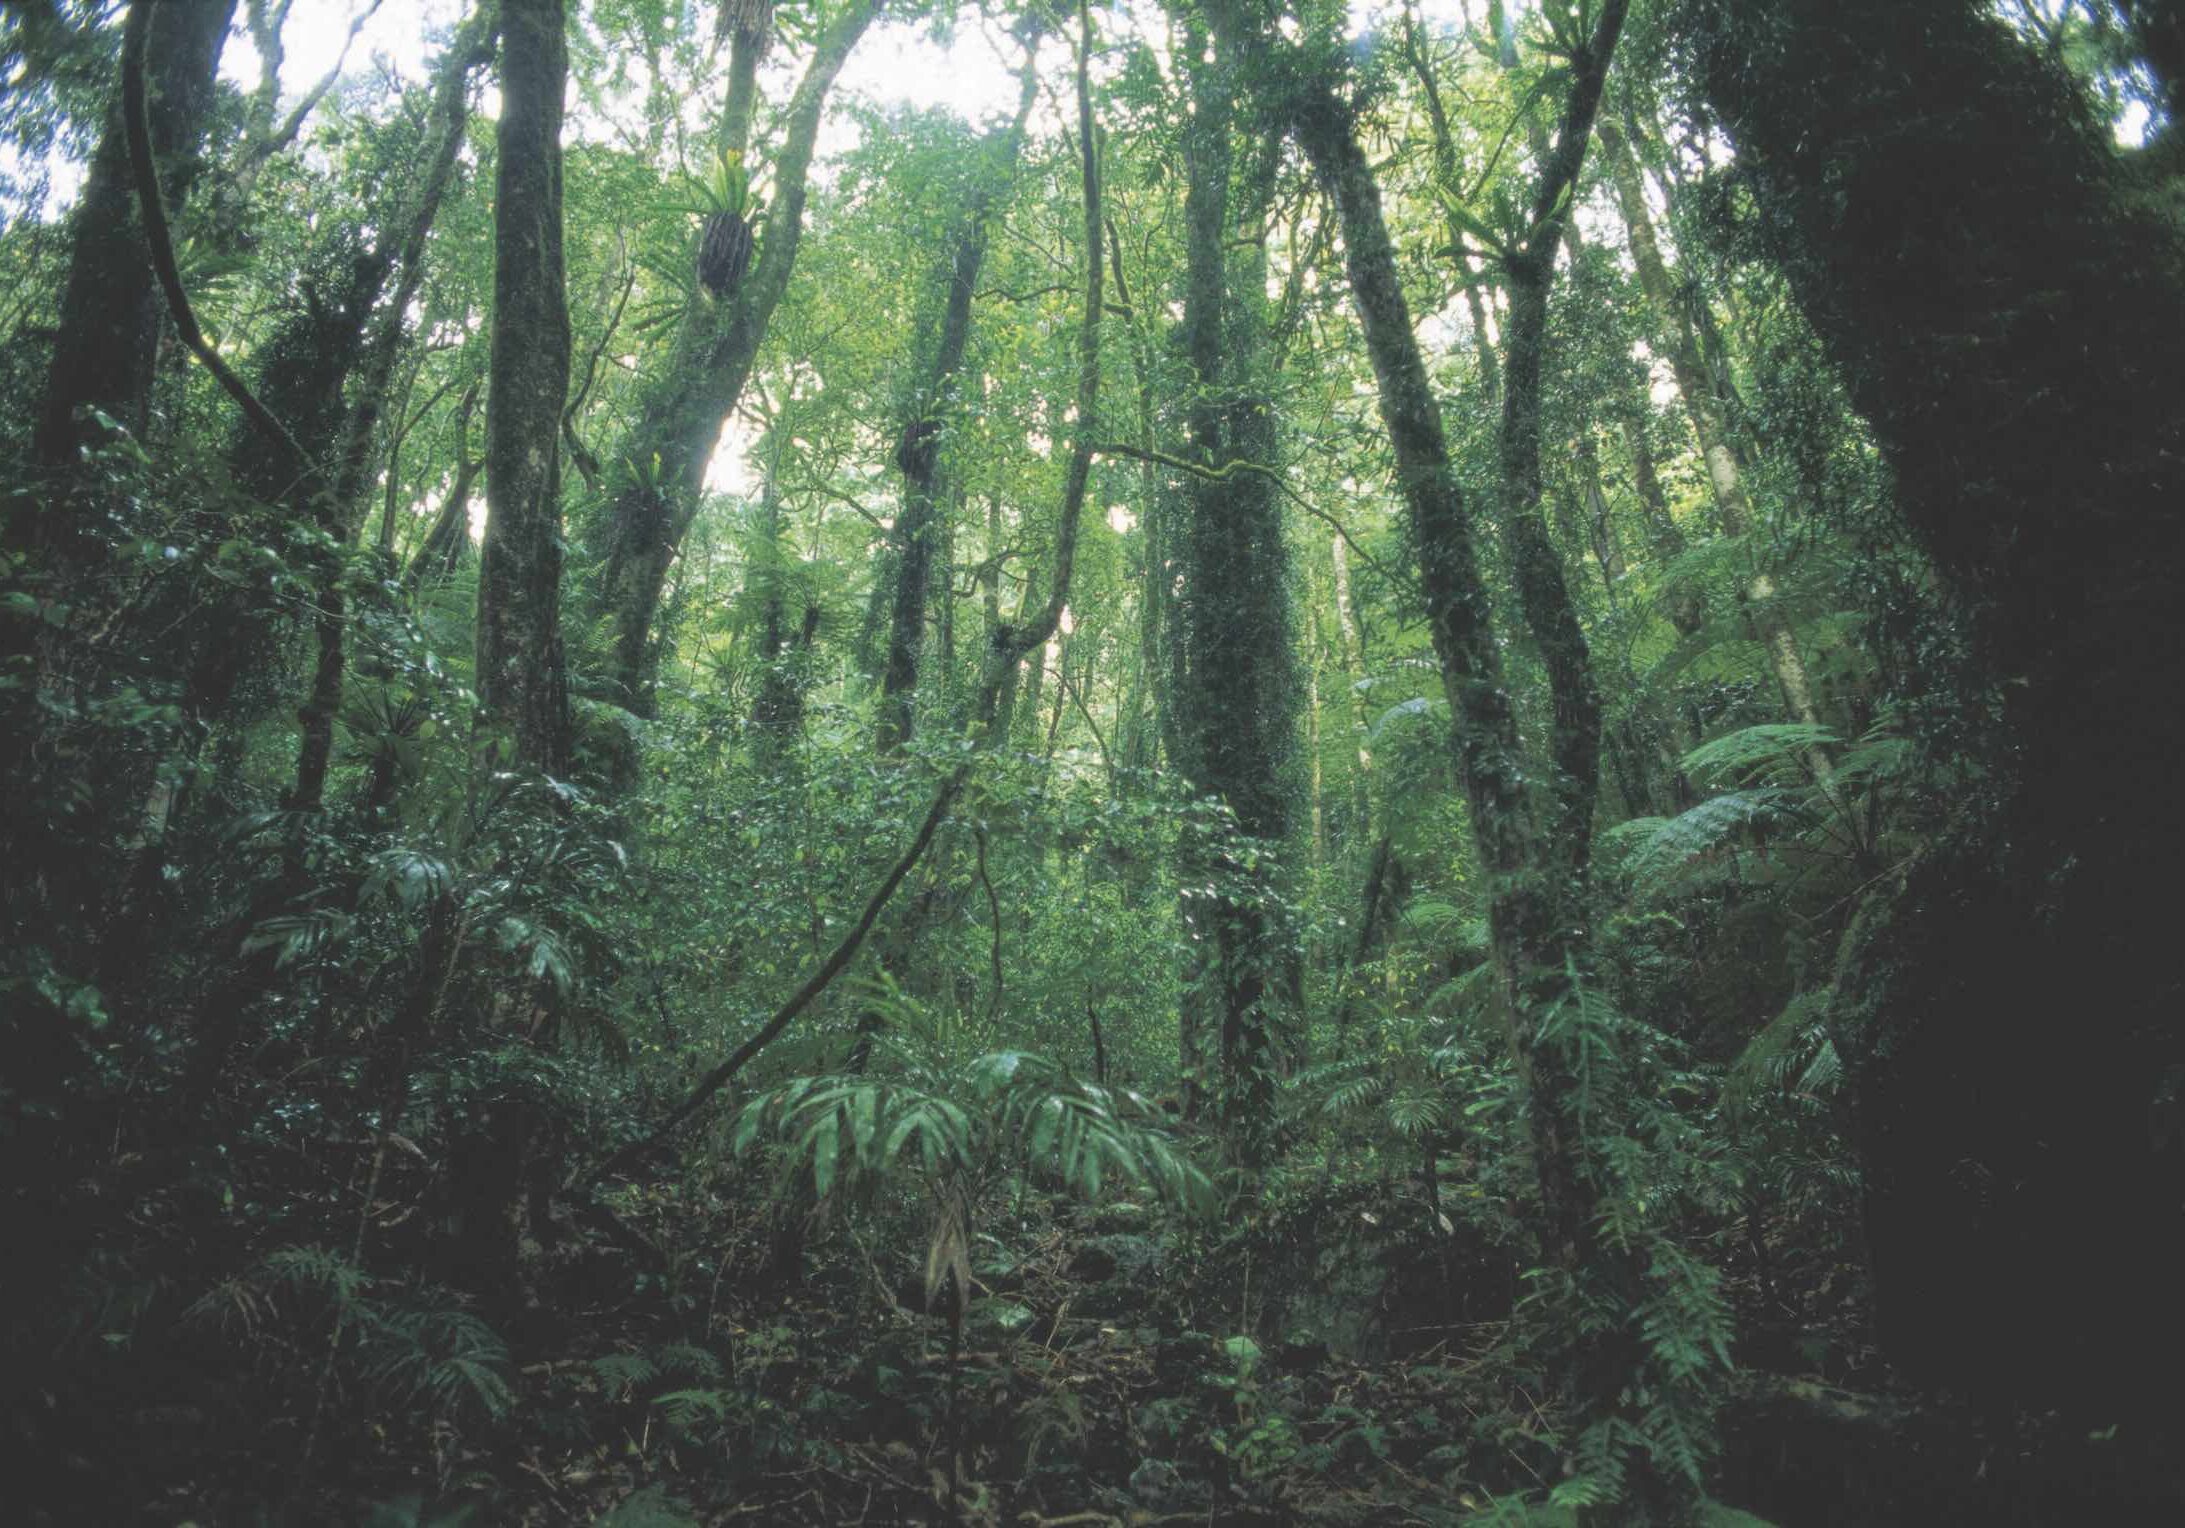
(1681, 723), (1841, 788)
(1723, 989), (1834, 1117)
(1619, 789), (1803, 898)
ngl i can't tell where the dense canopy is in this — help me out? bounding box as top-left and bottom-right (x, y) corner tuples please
(3, 0), (2181, 1522)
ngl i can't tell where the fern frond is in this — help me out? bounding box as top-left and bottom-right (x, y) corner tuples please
(1681, 723), (1841, 788)
(1723, 990), (1830, 1117)
(1625, 789), (1801, 895)
(356, 1302), (513, 1421)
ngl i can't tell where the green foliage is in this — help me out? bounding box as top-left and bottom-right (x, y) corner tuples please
(735, 1043), (1213, 1214)
(188, 1246), (514, 1424)
(0, 0), (2072, 1517)
(679, 149), (754, 220)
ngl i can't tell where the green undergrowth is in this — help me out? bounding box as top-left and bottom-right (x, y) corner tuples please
(24, 1151), (1784, 1525)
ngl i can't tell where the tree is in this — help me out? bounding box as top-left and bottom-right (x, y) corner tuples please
(27, 0), (236, 476)
(877, 35), (1043, 755)
(585, 0), (879, 721)
(1200, 1), (1719, 1515)
(476, 0), (572, 772)
(1170, 19), (1296, 1150)
(1681, 0), (2185, 1423)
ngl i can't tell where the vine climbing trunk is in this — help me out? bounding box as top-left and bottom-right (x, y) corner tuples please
(289, 13), (494, 810)
(1171, 24), (1296, 1157)
(29, 0), (236, 477)
(1202, 1), (1707, 1516)
(877, 45), (1041, 755)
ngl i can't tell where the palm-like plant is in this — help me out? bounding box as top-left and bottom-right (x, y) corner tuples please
(734, 1037), (1212, 1313)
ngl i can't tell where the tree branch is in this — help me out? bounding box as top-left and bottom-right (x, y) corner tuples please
(1090, 439), (1403, 586)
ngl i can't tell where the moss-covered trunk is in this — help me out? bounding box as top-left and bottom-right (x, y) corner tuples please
(475, 0), (572, 772)
(1171, 27), (1296, 1154)
(587, 1), (877, 719)
(1682, 0), (2185, 1423)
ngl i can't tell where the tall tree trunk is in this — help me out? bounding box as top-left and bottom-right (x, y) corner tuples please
(1683, 0), (2185, 1424)
(4, 0), (234, 864)
(1109, 230), (1177, 774)
(1598, 119), (1829, 741)
(29, 0), (235, 475)
(877, 52), (1040, 754)
(1492, 80), (1614, 873)
(1329, 534), (1373, 830)
(588, 1), (877, 718)
(750, 455), (820, 756)
(475, 0), (572, 773)
(1206, 2), (1704, 1515)
(1171, 25), (1296, 1158)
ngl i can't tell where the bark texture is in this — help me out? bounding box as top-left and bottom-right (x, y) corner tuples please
(476, 0), (573, 771)
(1683, 0), (2185, 1420)
(588, 1), (878, 717)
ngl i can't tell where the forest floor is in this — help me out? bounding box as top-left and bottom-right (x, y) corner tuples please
(144, 1164), (1827, 1527)
(25, 1145), (2173, 1525)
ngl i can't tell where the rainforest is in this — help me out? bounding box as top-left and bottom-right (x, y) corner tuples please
(3, 0), (2182, 1522)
